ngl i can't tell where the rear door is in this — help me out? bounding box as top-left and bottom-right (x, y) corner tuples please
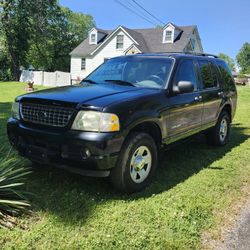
(198, 60), (223, 127)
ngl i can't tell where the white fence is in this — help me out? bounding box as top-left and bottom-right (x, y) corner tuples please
(20, 70), (71, 86)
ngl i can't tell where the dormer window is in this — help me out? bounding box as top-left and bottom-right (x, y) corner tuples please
(165, 30), (172, 42)
(91, 34), (96, 43)
(162, 23), (182, 44)
(89, 28), (97, 44)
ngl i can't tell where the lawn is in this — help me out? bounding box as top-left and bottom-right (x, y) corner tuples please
(0, 81), (250, 249)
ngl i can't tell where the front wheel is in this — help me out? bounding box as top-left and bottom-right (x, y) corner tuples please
(109, 132), (158, 193)
(206, 111), (230, 146)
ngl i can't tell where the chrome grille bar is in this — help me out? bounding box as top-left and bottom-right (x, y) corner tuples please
(20, 102), (74, 127)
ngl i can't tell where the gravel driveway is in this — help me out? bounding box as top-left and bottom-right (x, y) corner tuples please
(225, 199), (250, 250)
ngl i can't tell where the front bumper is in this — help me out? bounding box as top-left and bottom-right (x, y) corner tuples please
(7, 118), (124, 173)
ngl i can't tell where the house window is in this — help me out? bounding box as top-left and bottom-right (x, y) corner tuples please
(81, 58), (86, 70)
(185, 41), (194, 51)
(190, 38), (196, 50)
(91, 34), (96, 43)
(165, 30), (172, 42)
(116, 35), (124, 49)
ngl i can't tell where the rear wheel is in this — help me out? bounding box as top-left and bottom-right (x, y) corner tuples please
(206, 111), (230, 146)
(109, 132), (158, 193)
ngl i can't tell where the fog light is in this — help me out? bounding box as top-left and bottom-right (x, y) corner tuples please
(80, 148), (91, 159)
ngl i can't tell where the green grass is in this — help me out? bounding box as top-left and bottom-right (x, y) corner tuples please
(0, 81), (250, 249)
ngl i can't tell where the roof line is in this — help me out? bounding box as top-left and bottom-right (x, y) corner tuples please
(163, 22), (183, 31)
(90, 26), (139, 56)
(123, 43), (142, 54)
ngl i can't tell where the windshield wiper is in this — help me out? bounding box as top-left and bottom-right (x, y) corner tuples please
(81, 79), (97, 84)
(104, 79), (135, 87)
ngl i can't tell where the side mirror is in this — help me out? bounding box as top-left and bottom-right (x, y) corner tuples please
(173, 81), (194, 94)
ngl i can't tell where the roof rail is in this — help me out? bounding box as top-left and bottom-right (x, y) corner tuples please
(160, 51), (218, 58)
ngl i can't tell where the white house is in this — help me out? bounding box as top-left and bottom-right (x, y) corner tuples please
(70, 22), (203, 80)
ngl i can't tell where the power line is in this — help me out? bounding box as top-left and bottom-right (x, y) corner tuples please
(131, 0), (165, 25)
(114, 0), (159, 26)
(114, 0), (158, 26)
(125, 0), (160, 24)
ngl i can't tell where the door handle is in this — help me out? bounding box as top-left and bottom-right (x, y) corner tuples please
(194, 96), (202, 101)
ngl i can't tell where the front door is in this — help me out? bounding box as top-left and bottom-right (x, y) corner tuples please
(166, 59), (203, 142)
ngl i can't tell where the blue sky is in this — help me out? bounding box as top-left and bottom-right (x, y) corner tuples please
(60, 0), (249, 60)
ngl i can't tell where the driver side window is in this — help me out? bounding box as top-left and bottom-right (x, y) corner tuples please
(175, 60), (198, 91)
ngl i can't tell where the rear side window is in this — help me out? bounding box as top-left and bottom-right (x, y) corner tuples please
(216, 60), (235, 91)
(217, 60), (232, 75)
(199, 60), (218, 89)
(210, 63), (219, 86)
(175, 59), (198, 91)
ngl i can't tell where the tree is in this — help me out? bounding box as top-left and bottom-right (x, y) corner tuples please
(0, 14), (11, 80)
(26, 4), (94, 72)
(218, 53), (235, 71)
(0, 0), (94, 80)
(62, 7), (94, 43)
(0, 35), (12, 81)
(236, 42), (250, 74)
(0, 0), (31, 80)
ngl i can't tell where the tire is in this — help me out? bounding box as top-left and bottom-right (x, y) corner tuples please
(206, 111), (230, 146)
(109, 132), (158, 193)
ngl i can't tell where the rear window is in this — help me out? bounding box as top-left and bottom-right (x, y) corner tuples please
(199, 60), (218, 89)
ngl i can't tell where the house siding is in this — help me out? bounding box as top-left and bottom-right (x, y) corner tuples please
(192, 29), (203, 52)
(70, 57), (84, 80)
(71, 30), (134, 80)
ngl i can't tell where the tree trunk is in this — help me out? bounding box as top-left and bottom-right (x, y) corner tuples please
(5, 34), (20, 81)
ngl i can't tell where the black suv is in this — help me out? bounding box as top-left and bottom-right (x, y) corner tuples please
(7, 53), (237, 192)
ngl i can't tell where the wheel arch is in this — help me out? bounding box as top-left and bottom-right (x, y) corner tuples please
(125, 120), (163, 149)
(221, 103), (232, 122)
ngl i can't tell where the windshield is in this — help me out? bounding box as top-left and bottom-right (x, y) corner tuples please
(83, 56), (174, 89)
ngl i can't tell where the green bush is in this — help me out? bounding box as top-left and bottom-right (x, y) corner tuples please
(0, 149), (31, 220)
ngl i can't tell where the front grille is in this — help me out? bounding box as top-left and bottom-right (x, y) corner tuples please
(20, 102), (75, 127)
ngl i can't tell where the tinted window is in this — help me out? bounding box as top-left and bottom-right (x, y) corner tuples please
(199, 60), (217, 89)
(175, 60), (197, 91)
(216, 60), (235, 91)
(210, 63), (219, 87)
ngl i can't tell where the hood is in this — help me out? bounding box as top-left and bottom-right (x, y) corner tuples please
(17, 83), (160, 109)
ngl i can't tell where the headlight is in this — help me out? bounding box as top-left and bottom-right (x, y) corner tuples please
(71, 111), (120, 132)
(11, 102), (20, 120)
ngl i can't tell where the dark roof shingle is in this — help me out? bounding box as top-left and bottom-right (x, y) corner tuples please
(70, 25), (196, 56)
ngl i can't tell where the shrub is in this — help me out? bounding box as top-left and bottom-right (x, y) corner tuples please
(0, 149), (31, 224)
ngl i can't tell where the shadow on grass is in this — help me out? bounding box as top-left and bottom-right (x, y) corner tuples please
(0, 101), (249, 225)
